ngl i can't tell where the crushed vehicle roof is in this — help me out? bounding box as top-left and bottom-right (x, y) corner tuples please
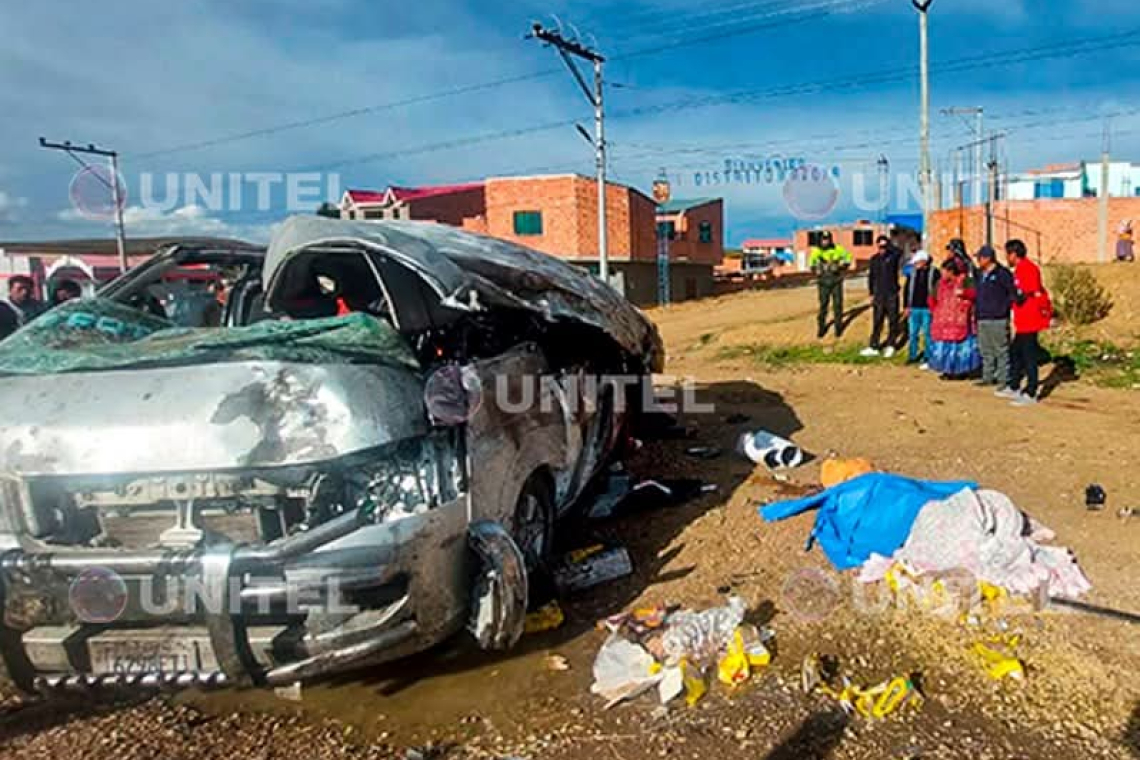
(0, 299), (418, 377)
(265, 216), (665, 372)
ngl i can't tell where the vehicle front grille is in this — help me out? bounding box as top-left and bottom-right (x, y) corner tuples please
(98, 508), (262, 548)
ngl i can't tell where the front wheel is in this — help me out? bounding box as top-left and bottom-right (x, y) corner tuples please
(511, 471), (555, 575)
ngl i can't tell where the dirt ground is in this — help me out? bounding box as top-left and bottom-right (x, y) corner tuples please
(3, 267), (1140, 760)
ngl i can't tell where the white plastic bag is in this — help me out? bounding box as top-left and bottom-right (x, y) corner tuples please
(590, 635), (662, 708)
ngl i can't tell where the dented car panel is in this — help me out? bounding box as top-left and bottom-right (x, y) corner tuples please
(0, 362), (427, 478)
(0, 219), (661, 692)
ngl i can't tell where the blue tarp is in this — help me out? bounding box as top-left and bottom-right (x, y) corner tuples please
(760, 473), (977, 570)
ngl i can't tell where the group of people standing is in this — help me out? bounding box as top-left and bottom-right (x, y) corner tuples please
(810, 231), (1052, 407)
(863, 236), (1052, 406)
(0, 276), (82, 340)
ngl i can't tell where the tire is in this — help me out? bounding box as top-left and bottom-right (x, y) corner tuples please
(511, 471), (556, 575)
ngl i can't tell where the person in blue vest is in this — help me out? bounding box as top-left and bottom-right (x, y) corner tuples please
(810, 231), (853, 339)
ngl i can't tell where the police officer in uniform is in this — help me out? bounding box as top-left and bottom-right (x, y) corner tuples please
(810, 231), (853, 338)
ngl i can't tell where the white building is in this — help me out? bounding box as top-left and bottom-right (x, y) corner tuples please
(1006, 161), (1140, 200)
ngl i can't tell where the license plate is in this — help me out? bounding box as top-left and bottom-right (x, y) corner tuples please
(89, 636), (210, 675)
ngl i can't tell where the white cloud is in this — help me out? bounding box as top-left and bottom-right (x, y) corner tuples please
(0, 190), (29, 224)
(57, 203), (274, 242)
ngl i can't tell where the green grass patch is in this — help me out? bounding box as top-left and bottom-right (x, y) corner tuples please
(1043, 337), (1140, 389)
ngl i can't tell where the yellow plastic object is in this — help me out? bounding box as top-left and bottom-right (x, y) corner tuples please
(820, 458), (875, 488)
(681, 660), (707, 706)
(524, 601), (565, 634)
(717, 627), (772, 686)
(972, 637), (1026, 681)
(567, 545), (605, 564)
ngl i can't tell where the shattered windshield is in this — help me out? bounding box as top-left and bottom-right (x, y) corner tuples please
(0, 298), (419, 376)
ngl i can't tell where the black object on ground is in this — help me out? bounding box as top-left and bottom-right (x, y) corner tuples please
(1050, 597), (1140, 625)
(634, 410), (694, 441)
(588, 475), (709, 520)
(1086, 483), (1108, 511)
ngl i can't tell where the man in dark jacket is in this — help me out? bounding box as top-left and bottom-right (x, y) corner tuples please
(861, 235), (903, 357)
(973, 245), (1016, 387)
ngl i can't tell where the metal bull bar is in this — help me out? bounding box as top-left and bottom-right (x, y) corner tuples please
(0, 509), (418, 691)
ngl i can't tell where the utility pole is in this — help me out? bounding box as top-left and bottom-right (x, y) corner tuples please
(986, 135), (1000, 247)
(527, 23), (609, 284)
(877, 154), (890, 226)
(39, 137), (128, 273)
(953, 148), (963, 208)
(941, 106), (983, 204)
(913, 0), (935, 246)
(1098, 118), (1111, 264)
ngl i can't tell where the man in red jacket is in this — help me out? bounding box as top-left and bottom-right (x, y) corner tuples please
(997, 239), (1051, 406)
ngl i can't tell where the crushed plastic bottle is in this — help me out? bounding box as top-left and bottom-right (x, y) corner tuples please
(661, 596), (747, 668)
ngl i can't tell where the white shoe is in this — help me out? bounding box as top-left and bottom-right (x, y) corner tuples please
(882, 347), (896, 359)
(1010, 392), (1038, 407)
(860, 347), (880, 357)
(993, 387), (1020, 400)
(919, 363), (930, 371)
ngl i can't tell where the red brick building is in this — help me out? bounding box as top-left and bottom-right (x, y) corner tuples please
(470, 174), (657, 262)
(655, 198), (725, 266)
(930, 197), (1140, 263)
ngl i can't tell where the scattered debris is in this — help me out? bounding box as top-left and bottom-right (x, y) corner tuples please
(543, 653), (571, 672)
(273, 681), (303, 702)
(1086, 483), (1107, 511)
(553, 546), (633, 594)
(590, 597), (774, 709)
(972, 636), (1026, 681)
(588, 475), (712, 521)
(820, 457), (875, 488)
(684, 445), (723, 460)
(590, 635), (662, 708)
(860, 488), (1091, 599)
(737, 430), (804, 470)
(524, 601), (565, 634)
(802, 654), (924, 719)
(763, 474), (978, 570)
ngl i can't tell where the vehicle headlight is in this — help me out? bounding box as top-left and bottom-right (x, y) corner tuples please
(347, 430), (464, 523)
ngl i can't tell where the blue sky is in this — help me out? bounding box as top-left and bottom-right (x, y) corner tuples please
(1, 0), (1139, 246)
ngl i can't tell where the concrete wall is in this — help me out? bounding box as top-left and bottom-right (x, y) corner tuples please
(930, 197), (1140, 263)
(610, 261), (715, 306)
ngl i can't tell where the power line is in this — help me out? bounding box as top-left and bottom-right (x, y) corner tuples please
(133, 0), (871, 161)
(293, 29), (1140, 174)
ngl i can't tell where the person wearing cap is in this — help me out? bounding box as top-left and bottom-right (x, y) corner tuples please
(973, 245), (1016, 388)
(995, 239), (1052, 406)
(809, 230), (853, 339)
(902, 249), (939, 366)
